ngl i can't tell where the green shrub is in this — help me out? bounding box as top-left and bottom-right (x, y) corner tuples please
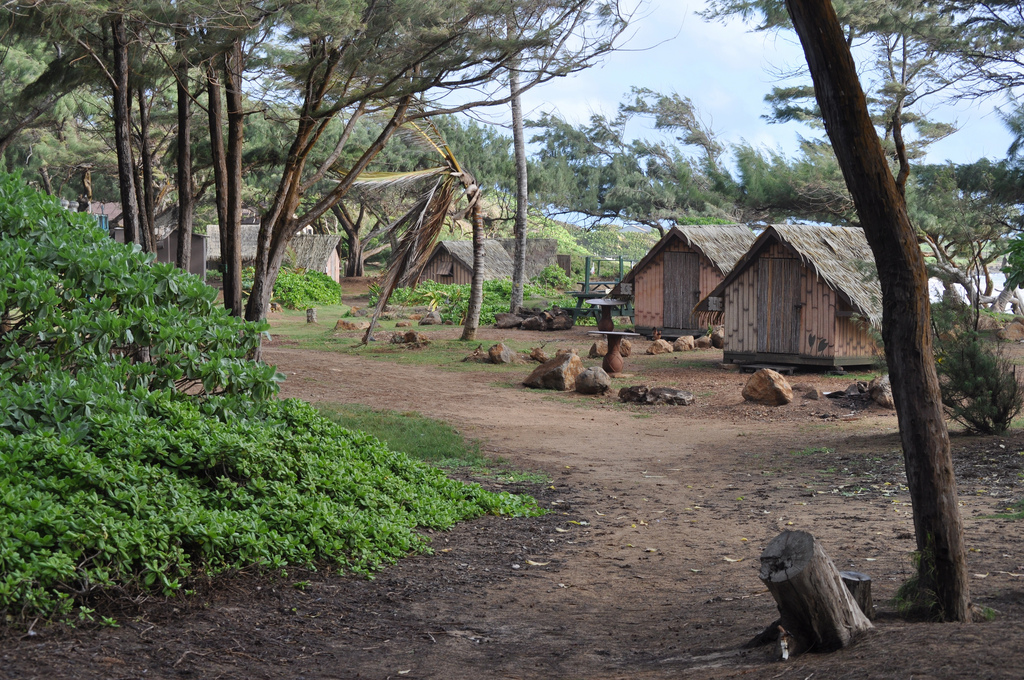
(241, 267), (341, 309)
(0, 170), (541, 619)
(933, 299), (1024, 435)
(531, 264), (574, 291)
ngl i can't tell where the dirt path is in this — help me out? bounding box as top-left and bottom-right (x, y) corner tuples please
(4, 331), (1024, 679)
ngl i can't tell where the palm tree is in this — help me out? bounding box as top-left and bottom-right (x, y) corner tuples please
(333, 117), (484, 344)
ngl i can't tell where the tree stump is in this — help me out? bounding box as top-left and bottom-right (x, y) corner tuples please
(840, 571), (874, 620)
(759, 531), (873, 654)
(306, 308), (317, 324)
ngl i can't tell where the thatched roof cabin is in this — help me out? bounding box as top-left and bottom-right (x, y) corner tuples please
(205, 227), (342, 282)
(695, 224), (882, 367)
(417, 239), (515, 285)
(618, 225), (755, 339)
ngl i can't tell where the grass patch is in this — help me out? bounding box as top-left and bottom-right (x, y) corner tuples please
(318, 404), (549, 483)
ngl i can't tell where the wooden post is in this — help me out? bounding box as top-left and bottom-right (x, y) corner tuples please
(759, 531), (872, 654)
(840, 571), (874, 620)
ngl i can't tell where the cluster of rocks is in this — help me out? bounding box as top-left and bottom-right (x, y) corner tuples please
(522, 349), (599, 392)
(494, 308), (574, 332)
(741, 368), (895, 409)
(464, 342), (550, 366)
(639, 328), (724, 355)
(588, 339), (633, 358)
(388, 330), (430, 348)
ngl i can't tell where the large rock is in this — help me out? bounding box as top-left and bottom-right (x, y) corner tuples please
(550, 314), (573, 330)
(868, 374), (895, 409)
(997, 321), (1024, 341)
(977, 315), (1001, 331)
(419, 310), (443, 325)
(673, 335), (695, 352)
(710, 328), (725, 349)
(529, 347), (549, 363)
(589, 341), (608, 358)
(521, 315), (547, 331)
(621, 339), (633, 357)
(576, 367), (612, 395)
(647, 338), (674, 355)
(695, 335), (713, 349)
(334, 319), (370, 331)
(488, 342), (514, 365)
(494, 313), (524, 329)
(523, 350), (585, 391)
(742, 369), (793, 406)
(618, 385), (694, 406)
(792, 382), (823, 400)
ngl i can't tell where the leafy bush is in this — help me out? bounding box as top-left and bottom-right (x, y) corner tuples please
(370, 278), (574, 325)
(0, 171), (540, 619)
(241, 267), (341, 309)
(531, 264), (574, 291)
(933, 300), (1024, 435)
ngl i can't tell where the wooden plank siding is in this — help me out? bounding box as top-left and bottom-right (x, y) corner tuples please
(633, 241), (724, 332)
(723, 240), (880, 365)
(418, 253), (472, 285)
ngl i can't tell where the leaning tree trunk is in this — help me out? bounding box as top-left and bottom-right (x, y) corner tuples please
(461, 202), (485, 341)
(175, 36), (194, 274)
(786, 0), (971, 622)
(110, 14), (141, 247)
(222, 40), (245, 317)
(207, 60), (231, 308)
(509, 67), (529, 314)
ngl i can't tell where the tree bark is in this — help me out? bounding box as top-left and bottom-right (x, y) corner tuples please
(509, 65), (529, 314)
(786, 0), (971, 622)
(759, 531), (873, 654)
(461, 201), (484, 341)
(222, 40), (244, 316)
(110, 15), (141, 248)
(137, 84), (157, 253)
(175, 37), (194, 274)
(207, 60), (231, 307)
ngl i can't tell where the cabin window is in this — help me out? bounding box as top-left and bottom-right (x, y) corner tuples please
(437, 261), (454, 276)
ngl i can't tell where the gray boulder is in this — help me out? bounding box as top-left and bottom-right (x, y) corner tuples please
(576, 367), (612, 395)
(419, 310), (443, 325)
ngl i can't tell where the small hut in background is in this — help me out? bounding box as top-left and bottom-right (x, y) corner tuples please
(695, 224), (882, 368)
(493, 238), (559, 278)
(205, 226), (342, 283)
(618, 225), (755, 339)
(416, 239), (515, 285)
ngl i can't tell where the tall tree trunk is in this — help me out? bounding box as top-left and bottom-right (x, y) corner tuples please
(110, 15), (141, 247)
(223, 40), (244, 316)
(175, 40), (194, 274)
(461, 201), (484, 340)
(509, 67), (529, 314)
(331, 203), (366, 277)
(207, 60), (230, 307)
(137, 85), (157, 253)
(786, 0), (971, 622)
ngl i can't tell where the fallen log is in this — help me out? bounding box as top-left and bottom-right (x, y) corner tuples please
(758, 530), (873, 655)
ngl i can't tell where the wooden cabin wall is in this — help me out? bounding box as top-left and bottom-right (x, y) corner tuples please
(634, 240), (723, 329)
(833, 297), (880, 357)
(798, 269), (838, 358)
(418, 252), (472, 285)
(723, 264), (758, 352)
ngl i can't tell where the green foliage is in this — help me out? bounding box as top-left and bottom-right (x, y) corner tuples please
(531, 264), (574, 291)
(241, 267), (342, 309)
(933, 300), (1024, 435)
(372, 279), (573, 325)
(0, 171), (541, 619)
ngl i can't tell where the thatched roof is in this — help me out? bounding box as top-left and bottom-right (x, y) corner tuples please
(289, 234), (342, 270)
(428, 239), (515, 280)
(621, 225), (755, 283)
(700, 224), (881, 326)
(204, 227), (339, 270)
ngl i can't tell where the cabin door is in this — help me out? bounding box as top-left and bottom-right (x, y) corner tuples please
(663, 251), (700, 329)
(757, 258), (801, 354)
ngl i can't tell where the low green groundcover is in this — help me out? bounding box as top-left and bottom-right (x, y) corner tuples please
(0, 170), (540, 619)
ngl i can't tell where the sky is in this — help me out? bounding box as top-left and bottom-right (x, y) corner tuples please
(497, 1), (1015, 168)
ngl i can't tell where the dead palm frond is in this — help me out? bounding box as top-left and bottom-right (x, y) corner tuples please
(328, 114), (480, 345)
